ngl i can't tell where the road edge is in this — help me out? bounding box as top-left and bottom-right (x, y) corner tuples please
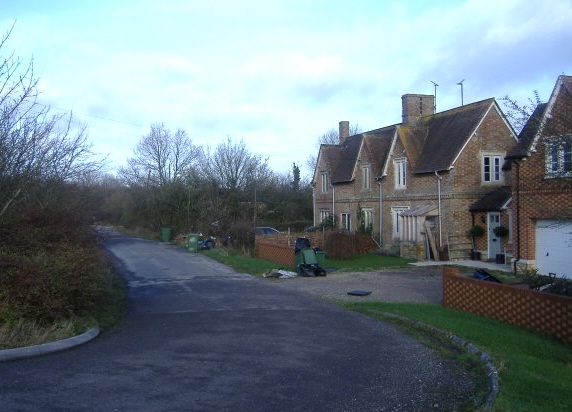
(381, 312), (499, 410)
(0, 326), (100, 363)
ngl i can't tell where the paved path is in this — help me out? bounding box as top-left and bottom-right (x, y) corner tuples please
(0, 228), (478, 411)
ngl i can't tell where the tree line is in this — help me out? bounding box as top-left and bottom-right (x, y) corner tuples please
(0, 24), (312, 245)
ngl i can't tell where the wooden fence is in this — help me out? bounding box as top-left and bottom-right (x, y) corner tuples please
(443, 267), (572, 345)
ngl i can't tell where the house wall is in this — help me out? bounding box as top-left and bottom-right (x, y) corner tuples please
(313, 102), (516, 260)
(508, 87), (572, 271)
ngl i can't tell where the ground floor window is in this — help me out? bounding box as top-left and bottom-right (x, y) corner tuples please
(359, 208), (374, 234)
(391, 206), (409, 239)
(319, 210), (331, 224)
(341, 213), (351, 230)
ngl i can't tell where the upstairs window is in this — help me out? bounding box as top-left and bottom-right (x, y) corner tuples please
(320, 172), (328, 193)
(545, 136), (572, 177)
(394, 159), (407, 189)
(362, 165), (371, 190)
(483, 154), (502, 183)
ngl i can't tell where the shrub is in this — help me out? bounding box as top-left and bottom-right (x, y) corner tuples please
(0, 219), (112, 324)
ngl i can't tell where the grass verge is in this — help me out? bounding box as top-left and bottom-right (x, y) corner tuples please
(202, 248), (412, 275)
(343, 302), (572, 412)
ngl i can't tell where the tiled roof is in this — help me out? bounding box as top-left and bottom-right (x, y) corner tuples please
(506, 74), (572, 160)
(318, 135), (361, 184)
(318, 96), (504, 182)
(414, 99), (495, 173)
(319, 126), (396, 183)
(361, 126), (396, 178)
(469, 186), (512, 212)
(505, 103), (547, 159)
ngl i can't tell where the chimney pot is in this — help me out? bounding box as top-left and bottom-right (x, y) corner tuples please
(402, 94), (435, 126)
(339, 121), (349, 144)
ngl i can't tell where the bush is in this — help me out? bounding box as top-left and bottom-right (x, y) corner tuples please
(0, 219), (113, 324)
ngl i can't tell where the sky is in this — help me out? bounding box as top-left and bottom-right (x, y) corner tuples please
(2, 0), (572, 178)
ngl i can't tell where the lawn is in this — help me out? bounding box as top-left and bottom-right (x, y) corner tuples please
(202, 248), (413, 275)
(344, 302), (572, 412)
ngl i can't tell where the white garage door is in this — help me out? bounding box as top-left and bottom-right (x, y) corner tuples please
(536, 220), (572, 278)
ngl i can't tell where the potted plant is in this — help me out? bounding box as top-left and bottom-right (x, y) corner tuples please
(468, 225), (485, 260)
(493, 225), (509, 264)
(493, 225), (509, 238)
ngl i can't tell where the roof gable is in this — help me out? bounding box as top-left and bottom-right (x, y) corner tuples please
(510, 75), (572, 159)
(506, 103), (547, 159)
(414, 99), (495, 173)
(361, 126), (397, 178)
(316, 127), (396, 185)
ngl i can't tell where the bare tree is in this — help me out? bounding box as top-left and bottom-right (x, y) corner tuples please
(0, 23), (105, 221)
(119, 123), (201, 187)
(501, 91), (541, 134)
(306, 123), (362, 172)
(201, 136), (271, 191)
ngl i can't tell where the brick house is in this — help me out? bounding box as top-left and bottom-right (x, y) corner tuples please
(504, 75), (572, 278)
(313, 93), (517, 261)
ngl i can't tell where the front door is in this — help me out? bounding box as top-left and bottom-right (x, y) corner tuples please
(488, 212), (501, 259)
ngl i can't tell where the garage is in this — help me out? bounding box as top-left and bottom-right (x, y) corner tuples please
(535, 220), (572, 278)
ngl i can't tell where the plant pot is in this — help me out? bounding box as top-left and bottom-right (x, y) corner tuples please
(471, 251), (481, 261)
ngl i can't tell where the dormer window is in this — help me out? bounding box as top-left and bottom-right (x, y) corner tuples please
(545, 136), (572, 177)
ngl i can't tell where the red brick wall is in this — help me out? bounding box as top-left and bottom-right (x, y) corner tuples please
(443, 267), (572, 344)
(507, 83), (572, 266)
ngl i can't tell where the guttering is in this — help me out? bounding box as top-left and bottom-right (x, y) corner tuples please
(512, 159), (521, 274)
(376, 176), (384, 246)
(332, 184), (335, 224)
(435, 171), (443, 247)
(312, 183), (316, 227)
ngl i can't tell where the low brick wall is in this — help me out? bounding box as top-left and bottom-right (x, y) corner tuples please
(257, 242), (295, 266)
(443, 267), (572, 345)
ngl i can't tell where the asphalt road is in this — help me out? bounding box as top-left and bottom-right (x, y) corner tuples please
(0, 228), (478, 411)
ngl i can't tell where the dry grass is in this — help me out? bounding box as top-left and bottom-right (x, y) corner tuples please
(0, 319), (76, 350)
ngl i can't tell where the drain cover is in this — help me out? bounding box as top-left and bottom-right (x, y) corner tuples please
(347, 290), (372, 296)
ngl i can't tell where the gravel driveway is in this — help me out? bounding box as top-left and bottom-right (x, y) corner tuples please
(266, 266), (444, 303)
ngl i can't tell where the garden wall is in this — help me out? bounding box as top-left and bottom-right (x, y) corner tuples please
(443, 267), (572, 345)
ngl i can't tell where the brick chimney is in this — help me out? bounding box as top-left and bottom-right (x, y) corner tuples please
(339, 120), (350, 144)
(401, 94), (435, 126)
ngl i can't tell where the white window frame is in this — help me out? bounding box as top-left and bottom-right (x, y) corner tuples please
(320, 172), (328, 193)
(545, 136), (572, 178)
(482, 154), (503, 183)
(320, 210), (331, 224)
(391, 206), (409, 239)
(394, 158), (407, 189)
(362, 208), (373, 230)
(362, 165), (371, 190)
(341, 213), (351, 230)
